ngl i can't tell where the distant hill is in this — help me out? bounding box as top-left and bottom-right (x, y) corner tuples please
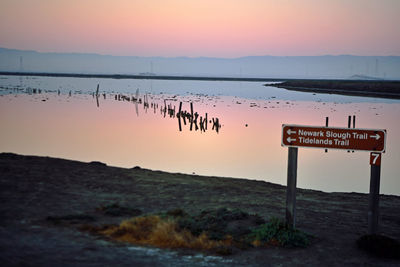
(0, 47), (399, 79)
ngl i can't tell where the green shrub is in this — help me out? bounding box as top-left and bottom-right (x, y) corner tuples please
(178, 208), (265, 241)
(250, 218), (310, 248)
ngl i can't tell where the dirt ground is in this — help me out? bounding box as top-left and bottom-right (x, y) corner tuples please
(0, 153), (399, 266)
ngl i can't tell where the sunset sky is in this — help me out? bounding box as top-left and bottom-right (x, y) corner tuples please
(0, 0), (399, 57)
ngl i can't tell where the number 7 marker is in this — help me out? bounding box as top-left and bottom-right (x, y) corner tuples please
(370, 152), (381, 166)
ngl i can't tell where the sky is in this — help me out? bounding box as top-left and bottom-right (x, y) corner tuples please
(0, 0), (399, 57)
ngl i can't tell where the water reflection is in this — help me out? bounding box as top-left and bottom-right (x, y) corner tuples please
(102, 90), (222, 133)
(0, 76), (400, 195)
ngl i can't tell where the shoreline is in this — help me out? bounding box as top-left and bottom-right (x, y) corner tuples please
(1, 152), (399, 265)
(272, 80), (400, 99)
(0, 71), (280, 82)
(2, 71), (400, 99)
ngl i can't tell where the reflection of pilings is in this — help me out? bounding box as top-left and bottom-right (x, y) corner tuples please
(175, 102), (220, 133)
(178, 115), (182, 131)
(212, 118), (221, 133)
(194, 112), (199, 131)
(110, 96), (221, 133)
(190, 102), (194, 131)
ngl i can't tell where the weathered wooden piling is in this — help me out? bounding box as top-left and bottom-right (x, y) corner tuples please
(347, 115), (351, 153)
(190, 102), (194, 131)
(178, 116), (182, 131)
(325, 117), (329, 153)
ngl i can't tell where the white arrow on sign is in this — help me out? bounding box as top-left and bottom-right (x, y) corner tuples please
(287, 129), (296, 135)
(287, 137), (296, 143)
(370, 134), (380, 140)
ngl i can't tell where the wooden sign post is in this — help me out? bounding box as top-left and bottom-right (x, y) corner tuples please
(281, 124), (386, 233)
(369, 152), (381, 234)
(286, 147), (298, 228)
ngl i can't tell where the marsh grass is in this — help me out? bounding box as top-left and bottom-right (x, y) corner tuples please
(83, 209), (310, 254)
(96, 215), (233, 251)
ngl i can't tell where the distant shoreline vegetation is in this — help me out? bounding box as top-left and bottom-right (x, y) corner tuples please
(273, 80), (400, 99)
(0, 71), (280, 82)
(1, 71), (400, 99)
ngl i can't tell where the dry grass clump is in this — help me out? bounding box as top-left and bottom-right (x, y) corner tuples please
(80, 209), (310, 254)
(97, 215), (233, 251)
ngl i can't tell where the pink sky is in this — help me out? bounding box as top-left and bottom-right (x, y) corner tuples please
(0, 0), (399, 57)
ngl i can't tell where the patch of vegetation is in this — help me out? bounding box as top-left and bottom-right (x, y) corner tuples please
(357, 234), (400, 259)
(250, 218), (310, 248)
(82, 208), (311, 255)
(46, 214), (96, 225)
(96, 203), (142, 217)
(177, 208), (265, 242)
(89, 215), (233, 253)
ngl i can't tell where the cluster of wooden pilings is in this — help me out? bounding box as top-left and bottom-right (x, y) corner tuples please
(174, 102), (221, 133)
(90, 83), (221, 133)
(25, 88), (42, 94)
(109, 90), (221, 133)
(158, 100), (221, 133)
(113, 93), (141, 103)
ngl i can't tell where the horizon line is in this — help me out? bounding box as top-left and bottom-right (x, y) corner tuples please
(1, 47), (399, 59)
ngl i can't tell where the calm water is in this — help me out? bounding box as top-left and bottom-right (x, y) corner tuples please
(1, 75), (399, 195)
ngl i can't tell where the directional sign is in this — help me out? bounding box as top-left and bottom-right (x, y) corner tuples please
(282, 124), (386, 152)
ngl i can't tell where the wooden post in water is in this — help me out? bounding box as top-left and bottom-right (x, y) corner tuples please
(325, 117), (329, 153)
(352, 115), (356, 152)
(368, 162), (381, 234)
(348, 115), (351, 128)
(347, 116), (351, 153)
(178, 116), (182, 132)
(286, 147), (298, 228)
(190, 102), (194, 131)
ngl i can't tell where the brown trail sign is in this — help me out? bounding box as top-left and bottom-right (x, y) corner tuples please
(281, 123), (387, 234)
(282, 124), (386, 152)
